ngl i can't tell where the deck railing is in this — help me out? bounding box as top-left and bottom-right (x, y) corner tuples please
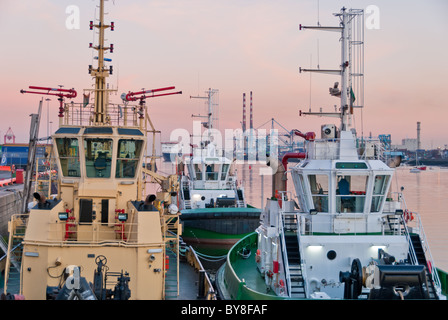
(397, 192), (443, 297)
(61, 102), (143, 128)
(305, 138), (383, 161)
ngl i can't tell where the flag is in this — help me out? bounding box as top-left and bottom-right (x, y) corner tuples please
(83, 93), (90, 108)
(350, 87), (356, 103)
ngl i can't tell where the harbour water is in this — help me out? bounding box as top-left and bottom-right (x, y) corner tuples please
(159, 161), (448, 272)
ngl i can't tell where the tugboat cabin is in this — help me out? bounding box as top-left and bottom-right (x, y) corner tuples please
(182, 144), (240, 210)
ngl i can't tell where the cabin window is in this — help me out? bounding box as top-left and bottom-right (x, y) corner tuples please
(205, 164), (218, 180)
(56, 138), (80, 177)
(221, 164), (229, 180)
(194, 164), (203, 180)
(371, 175), (390, 212)
(336, 175), (368, 213)
(84, 138), (113, 178)
(116, 139), (143, 178)
(298, 174), (310, 210)
(308, 174), (329, 212)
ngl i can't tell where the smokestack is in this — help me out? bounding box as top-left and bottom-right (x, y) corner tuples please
(242, 93), (246, 132)
(417, 121), (421, 150)
(250, 91), (253, 129)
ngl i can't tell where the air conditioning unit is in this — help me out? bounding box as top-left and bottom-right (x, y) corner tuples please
(321, 124), (337, 139)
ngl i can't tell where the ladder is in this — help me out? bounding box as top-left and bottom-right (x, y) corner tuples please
(164, 245), (179, 299)
(284, 234), (306, 298)
(409, 234), (439, 299)
(3, 214), (27, 295)
(281, 212), (306, 298)
(162, 213), (181, 299)
(181, 180), (192, 209)
(0, 236), (20, 272)
(3, 101), (42, 295)
(234, 188), (246, 208)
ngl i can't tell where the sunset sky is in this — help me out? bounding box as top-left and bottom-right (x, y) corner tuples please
(0, 0), (447, 149)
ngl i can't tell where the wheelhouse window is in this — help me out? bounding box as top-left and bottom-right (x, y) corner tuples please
(116, 139), (143, 178)
(308, 174), (329, 212)
(371, 175), (390, 212)
(56, 138), (80, 177)
(194, 164), (203, 180)
(336, 175), (368, 212)
(221, 164), (230, 180)
(205, 163), (218, 180)
(84, 138), (113, 178)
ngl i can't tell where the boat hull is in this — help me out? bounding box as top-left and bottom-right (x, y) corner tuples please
(180, 207), (261, 256)
(216, 232), (288, 300)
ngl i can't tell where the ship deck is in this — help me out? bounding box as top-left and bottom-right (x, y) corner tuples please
(175, 260), (202, 300)
(216, 247), (277, 300)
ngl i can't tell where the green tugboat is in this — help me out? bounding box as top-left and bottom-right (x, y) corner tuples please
(216, 7), (447, 300)
(178, 88), (261, 256)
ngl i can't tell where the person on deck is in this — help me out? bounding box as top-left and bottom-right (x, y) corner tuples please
(141, 194), (158, 211)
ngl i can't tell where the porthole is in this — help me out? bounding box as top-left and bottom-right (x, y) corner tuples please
(327, 250), (337, 260)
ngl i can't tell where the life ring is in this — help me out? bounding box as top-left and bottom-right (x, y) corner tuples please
(255, 249), (261, 263)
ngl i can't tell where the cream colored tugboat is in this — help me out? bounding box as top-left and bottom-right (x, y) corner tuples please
(2, 0), (215, 300)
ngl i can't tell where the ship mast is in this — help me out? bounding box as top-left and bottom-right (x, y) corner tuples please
(191, 88), (219, 133)
(299, 7), (364, 132)
(88, 0), (115, 125)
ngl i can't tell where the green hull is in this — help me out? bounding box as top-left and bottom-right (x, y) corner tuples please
(180, 207), (261, 256)
(182, 227), (253, 256)
(215, 232), (288, 300)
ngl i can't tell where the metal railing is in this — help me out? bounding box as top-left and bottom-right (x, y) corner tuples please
(295, 212), (404, 236)
(279, 191), (309, 298)
(279, 212), (292, 297)
(305, 137), (383, 161)
(398, 193), (443, 297)
(184, 246), (217, 300)
(62, 102), (143, 128)
(3, 214), (28, 295)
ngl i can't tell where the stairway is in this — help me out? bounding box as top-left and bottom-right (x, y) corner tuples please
(164, 247), (179, 300)
(181, 182), (192, 209)
(284, 234), (306, 298)
(234, 189), (245, 208)
(409, 233), (438, 299)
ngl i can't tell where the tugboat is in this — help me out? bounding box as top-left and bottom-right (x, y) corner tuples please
(216, 7), (447, 300)
(161, 141), (182, 162)
(178, 89), (261, 256)
(2, 0), (215, 300)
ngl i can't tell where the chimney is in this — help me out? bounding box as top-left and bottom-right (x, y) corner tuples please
(242, 93), (246, 132)
(250, 91), (253, 129)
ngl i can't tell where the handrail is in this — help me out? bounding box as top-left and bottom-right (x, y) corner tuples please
(296, 212), (405, 236)
(279, 210), (292, 297)
(406, 212), (442, 297)
(305, 137), (383, 160)
(184, 246), (216, 300)
(279, 191), (309, 298)
(393, 192), (443, 298)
